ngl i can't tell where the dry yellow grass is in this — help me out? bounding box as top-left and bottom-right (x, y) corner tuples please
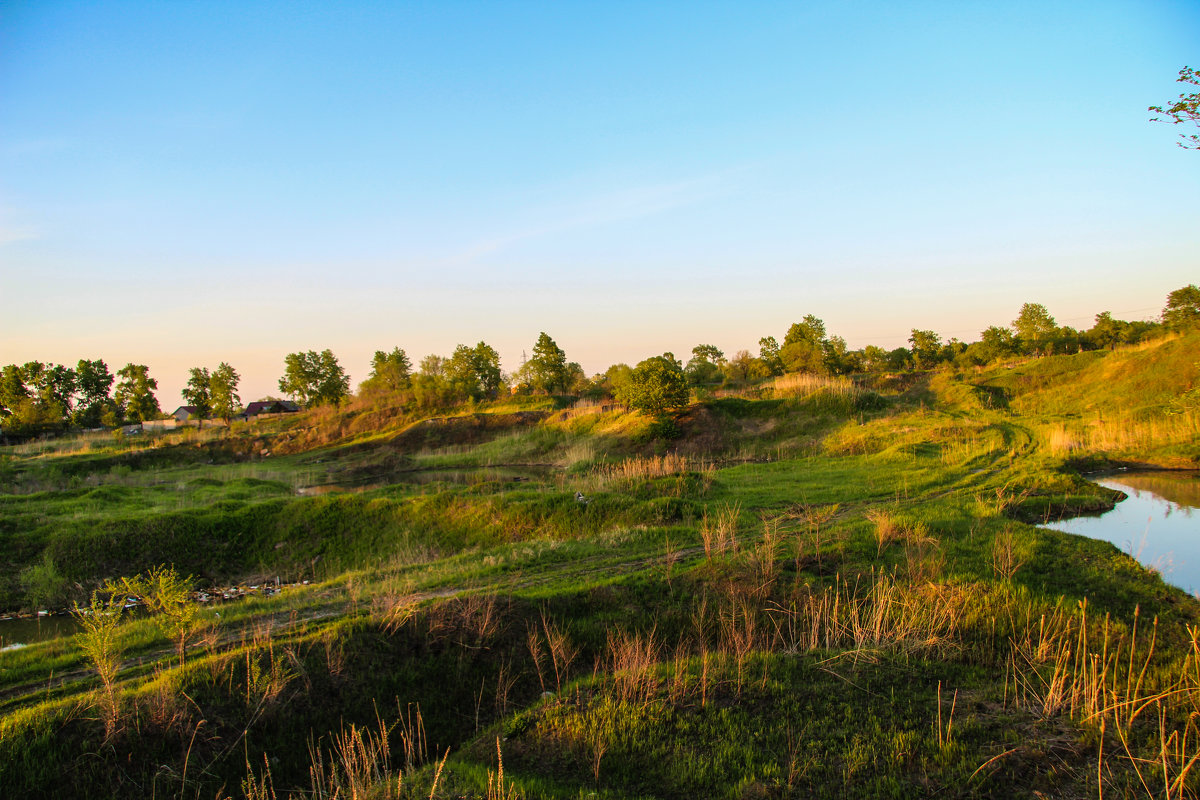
(592, 453), (715, 488)
(1046, 410), (1200, 457)
(771, 372), (860, 398)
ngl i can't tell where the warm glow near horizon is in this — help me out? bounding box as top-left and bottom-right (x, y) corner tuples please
(2, 1), (1198, 406)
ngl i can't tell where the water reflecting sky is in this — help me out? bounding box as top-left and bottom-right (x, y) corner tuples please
(1045, 472), (1200, 595)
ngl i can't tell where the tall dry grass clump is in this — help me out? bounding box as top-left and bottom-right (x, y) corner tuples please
(306, 714), (400, 800)
(593, 453), (715, 490)
(487, 736), (522, 800)
(765, 573), (963, 654)
(770, 373), (882, 413)
(720, 599), (759, 693)
(700, 502), (741, 560)
(235, 705), (435, 800)
(1046, 409), (1200, 457)
(607, 628), (661, 704)
(373, 591), (422, 634)
(1047, 424), (1083, 455)
(786, 503), (840, 571)
(527, 612), (578, 694)
(866, 508), (902, 556)
(1004, 601), (1200, 796)
(749, 517), (782, 591)
(991, 527), (1026, 583)
(771, 373), (860, 399)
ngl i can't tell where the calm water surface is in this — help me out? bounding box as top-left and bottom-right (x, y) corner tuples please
(1044, 471), (1200, 594)
(0, 613), (78, 650)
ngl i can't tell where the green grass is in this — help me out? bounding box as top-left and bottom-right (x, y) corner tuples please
(1, 341), (1198, 798)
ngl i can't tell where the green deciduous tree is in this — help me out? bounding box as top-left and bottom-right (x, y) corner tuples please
(822, 335), (854, 375)
(603, 363), (634, 400)
(860, 345), (890, 372)
(1150, 66), (1200, 149)
(115, 363), (161, 422)
(1012, 303), (1057, 356)
(785, 315), (826, 347)
(411, 354), (453, 408)
(181, 367), (212, 424)
(979, 326), (1017, 362)
(685, 344), (725, 387)
(210, 362), (241, 424)
(361, 347), (412, 395)
(780, 315), (829, 374)
(279, 350), (349, 407)
(1087, 312), (1128, 350)
(1163, 284), (1200, 330)
(908, 329), (942, 370)
(20, 362), (45, 395)
(4, 398), (67, 437)
(722, 350), (771, 385)
(73, 359), (115, 428)
(0, 364), (29, 419)
(758, 336), (783, 376)
(38, 364), (77, 414)
(887, 347), (913, 371)
(616, 353), (690, 416)
(2, 361), (76, 432)
(447, 342), (503, 401)
(524, 332), (570, 395)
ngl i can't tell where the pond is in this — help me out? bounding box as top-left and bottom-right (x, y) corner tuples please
(0, 613), (78, 651)
(1043, 471), (1200, 595)
(0, 584), (286, 651)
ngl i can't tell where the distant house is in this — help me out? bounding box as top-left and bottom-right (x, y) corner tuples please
(172, 406), (201, 422)
(239, 400), (301, 420)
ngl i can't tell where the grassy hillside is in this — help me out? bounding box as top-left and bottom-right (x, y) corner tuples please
(0, 339), (1198, 798)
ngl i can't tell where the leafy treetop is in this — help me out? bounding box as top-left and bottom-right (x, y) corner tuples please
(115, 363), (161, 422)
(361, 348), (412, 394)
(524, 332), (570, 395)
(279, 350), (349, 407)
(210, 362), (241, 423)
(617, 352), (690, 416)
(1163, 284), (1200, 330)
(181, 367), (212, 420)
(1150, 66), (1200, 149)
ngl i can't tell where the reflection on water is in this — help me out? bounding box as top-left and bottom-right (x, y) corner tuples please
(0, 613), (78, 651)
(1044, 471), (1200, 594)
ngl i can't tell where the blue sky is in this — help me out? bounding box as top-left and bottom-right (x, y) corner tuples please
(2, 1), (1197, 404)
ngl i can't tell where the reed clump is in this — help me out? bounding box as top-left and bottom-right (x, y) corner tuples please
(765, 573), (964, 655)
(305, 714), (399, 800)
(1004, 601), (1200, 796)
(700, 502), (741, 561)
(592, 453), (715, 489)
(607, 628), (661, 704)
(527, 612), (577, 695)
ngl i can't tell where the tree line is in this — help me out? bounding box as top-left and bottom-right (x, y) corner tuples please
(0, 360), (160, 438)
(311, 285), (1200, 417)
(3, 285), (1197, 439)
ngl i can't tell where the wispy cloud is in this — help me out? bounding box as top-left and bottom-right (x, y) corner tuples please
(446, 169), (739, 265)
